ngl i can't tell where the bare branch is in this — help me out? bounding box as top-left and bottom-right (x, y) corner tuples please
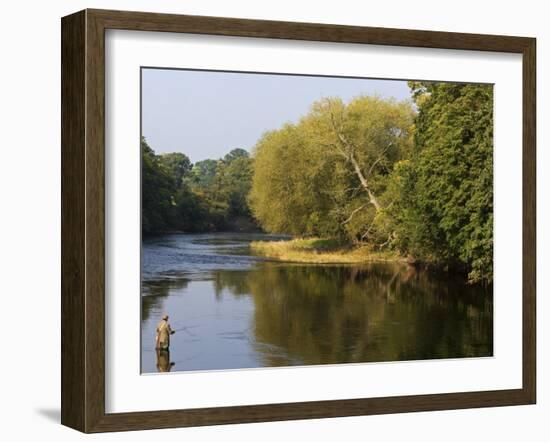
(317, 141), (347, 159)
(378, 231), (397, 250)
(341, 204), (367, 225)
(360, 214), (379, 242)
(349, 153), (382, 211)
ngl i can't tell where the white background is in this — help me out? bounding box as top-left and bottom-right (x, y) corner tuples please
(0, 0), (547, 440)
(106, 30), (523, 413)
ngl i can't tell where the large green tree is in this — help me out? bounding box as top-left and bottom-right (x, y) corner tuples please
(190, 159), (218, 188)
(390, 82), (493, 282)
(249, 95), (415, 242)
(159, 152), (192, 189)
(223, 148), (249, 164)
(214, 151), (254, 218)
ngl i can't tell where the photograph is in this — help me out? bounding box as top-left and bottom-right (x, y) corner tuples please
(140, 68), (494, 374)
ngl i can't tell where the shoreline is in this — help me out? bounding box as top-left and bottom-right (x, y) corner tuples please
(250, 237), (404, 264)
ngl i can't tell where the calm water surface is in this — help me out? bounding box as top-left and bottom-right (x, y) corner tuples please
(141, 233), (493, 373)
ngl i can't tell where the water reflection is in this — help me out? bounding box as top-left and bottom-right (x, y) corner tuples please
(224, 263), (490, 366)
(156, 349), (175, 372)
(141, 256), (492, 373)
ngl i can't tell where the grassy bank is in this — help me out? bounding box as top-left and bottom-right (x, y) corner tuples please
(250, 237), (402, 264)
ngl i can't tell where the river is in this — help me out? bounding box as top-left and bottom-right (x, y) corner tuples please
(141, 233), (493, 373)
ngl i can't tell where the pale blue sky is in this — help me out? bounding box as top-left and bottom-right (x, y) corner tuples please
(141, 68), (412, 162)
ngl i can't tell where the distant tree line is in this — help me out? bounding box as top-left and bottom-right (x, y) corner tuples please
(142, 141), (256, 234)
(143, 81), (493, 282)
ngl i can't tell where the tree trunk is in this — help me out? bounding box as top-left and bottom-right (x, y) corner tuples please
(325, 100), (382, 212)
(349, 153), (382, 211)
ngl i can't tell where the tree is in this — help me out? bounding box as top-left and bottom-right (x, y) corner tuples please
(249, 123), (336, 236)
(159, 152), (191, 189)
(307, 97), (413, 212)
(223, 148), (249, 164)
(249, 95), (414, 242)
(189, 159), (218, 188)
(390, 82), (494, 282)
(141, 137), (177, 233)
(214, 155), (254, 218)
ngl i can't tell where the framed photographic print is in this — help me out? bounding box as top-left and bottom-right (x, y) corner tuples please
(61, 9), (536, 433)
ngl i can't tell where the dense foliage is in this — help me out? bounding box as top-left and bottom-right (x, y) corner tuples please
(141, 137), (257, 234)
(389, 82), (493, 282)
(142, 137), (177, 233)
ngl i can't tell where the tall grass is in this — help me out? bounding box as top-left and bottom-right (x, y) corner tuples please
(250, 237), (401, 264)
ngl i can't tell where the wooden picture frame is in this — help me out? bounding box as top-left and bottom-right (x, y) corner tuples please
(61, 8), (536, 433)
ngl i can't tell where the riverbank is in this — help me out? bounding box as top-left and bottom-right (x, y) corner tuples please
(250, 237), (402, 264)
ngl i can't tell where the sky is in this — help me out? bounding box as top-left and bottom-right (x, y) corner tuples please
(141, 68), (412, 163)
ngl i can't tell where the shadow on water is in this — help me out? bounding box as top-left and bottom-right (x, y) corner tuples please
(141, 234), (493, 373)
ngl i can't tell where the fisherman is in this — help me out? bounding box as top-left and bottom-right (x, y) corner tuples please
(155, 314), (175, 351)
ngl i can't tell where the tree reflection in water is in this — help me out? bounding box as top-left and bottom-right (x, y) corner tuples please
(142, 261), (492, 372)
(212, 263), (492, 366)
